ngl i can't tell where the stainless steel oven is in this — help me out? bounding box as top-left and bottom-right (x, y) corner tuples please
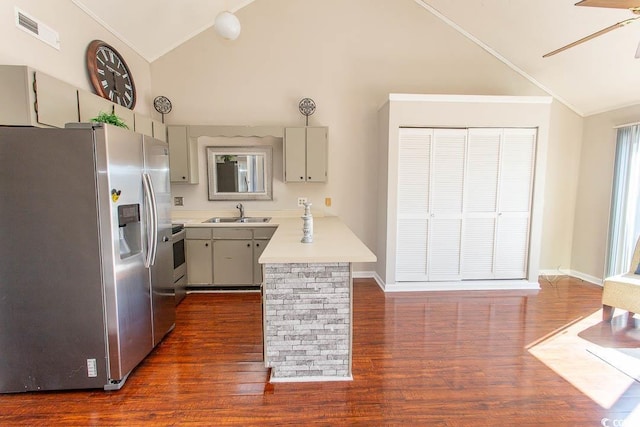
(172, 224), (187, 304)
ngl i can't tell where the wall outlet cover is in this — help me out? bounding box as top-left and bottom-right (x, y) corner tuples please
(297, 197), (307, 207)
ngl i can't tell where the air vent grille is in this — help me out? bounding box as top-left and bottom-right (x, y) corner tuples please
(14, 7), (60, 50)
(18, 11), (38, 34)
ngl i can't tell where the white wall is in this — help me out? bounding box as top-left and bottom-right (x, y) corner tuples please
(151, 0), (583, 274)
(1, 0), (585, 276)
(571, 104), (640, 282)
(0, 0), (153, 116)
(540, 101), (584, 272)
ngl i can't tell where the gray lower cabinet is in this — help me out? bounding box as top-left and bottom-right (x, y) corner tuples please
(213, 240), (254, 285)
(185, 226), (276, 286)
(253, 240), (268, 285)
(185, 238), (212, 285)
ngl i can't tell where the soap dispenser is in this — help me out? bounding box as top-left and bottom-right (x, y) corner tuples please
(301, 202), (313, 243)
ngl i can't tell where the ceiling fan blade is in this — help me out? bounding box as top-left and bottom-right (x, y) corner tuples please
(576, 0), (640, 9)
(543, 17), (640, 57)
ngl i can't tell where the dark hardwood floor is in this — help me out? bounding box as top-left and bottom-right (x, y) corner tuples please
(1, 277), (639, 426)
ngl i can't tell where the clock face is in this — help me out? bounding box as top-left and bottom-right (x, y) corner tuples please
(86, 40), (136, 109)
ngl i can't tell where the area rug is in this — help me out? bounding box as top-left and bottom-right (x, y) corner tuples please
(587, 346), (640, 383)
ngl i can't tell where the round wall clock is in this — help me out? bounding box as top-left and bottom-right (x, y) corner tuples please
(86, 40), (136, 109)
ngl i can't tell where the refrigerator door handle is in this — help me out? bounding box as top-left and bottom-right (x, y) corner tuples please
(142, 173), (159, 267)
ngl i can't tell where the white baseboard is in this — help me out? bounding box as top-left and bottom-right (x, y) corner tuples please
(352, 271), (375, 279)
(539, 268), (571, 276)
(567, 269), (603, 286)
(381, 280), (540, 292)
(538, 268), (603, 286)
(353, 271), (386, 291)
(357, 271), (540, 291)
(354, 269), (604, 291)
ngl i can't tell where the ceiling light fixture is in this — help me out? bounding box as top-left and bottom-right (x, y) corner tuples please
(214, 11), (241, 40)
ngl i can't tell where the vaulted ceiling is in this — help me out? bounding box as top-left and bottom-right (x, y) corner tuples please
(72, 0), (640, 116)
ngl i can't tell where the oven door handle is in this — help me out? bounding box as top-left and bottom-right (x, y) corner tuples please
(172, 229), (186, 241)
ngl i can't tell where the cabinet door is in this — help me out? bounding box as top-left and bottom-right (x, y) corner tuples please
(134, 113), (153, 137)
(0, 65), (33, 126)
(213, 240), (254, 285)
(168, 125), (190, 183)
(78, 90), (114, 122)
(306, 127), (327, 182)
(152, 120), (167, 142)
(284, 127), (307, 182)
(253, 240), (268, 285)
(112, 104), (134, 130)
(186, 239), (213, 285)
(34, 71), (78, 128)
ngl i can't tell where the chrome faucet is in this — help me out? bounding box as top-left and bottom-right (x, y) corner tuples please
(236, 203), (245, 219)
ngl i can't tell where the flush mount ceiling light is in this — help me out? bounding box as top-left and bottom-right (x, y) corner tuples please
(214, 11), (241, 40)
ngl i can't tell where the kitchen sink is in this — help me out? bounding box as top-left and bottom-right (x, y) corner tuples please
(204, 217), (238, 223)
(204, 217), (271, 223)
(236, 217), (271, 223)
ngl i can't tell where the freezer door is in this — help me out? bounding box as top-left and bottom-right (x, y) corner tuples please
(0, 127), (109, 392)
(143, 135), (176, 346)
(97, 125), (154, 381)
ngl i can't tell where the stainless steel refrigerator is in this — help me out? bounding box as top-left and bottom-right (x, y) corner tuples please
(0, 123), (175, 393)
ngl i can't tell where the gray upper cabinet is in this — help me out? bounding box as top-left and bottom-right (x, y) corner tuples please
(78, 90), (134, 130)
(78, 90), (113, 121)
(113, 104), (135, 129)
(1, 64), (160, 136)
(167, 125), (199, 184)
(0, 65), (78, 128)
(284, 126), (328, 182)
(34, 72), (79, 128)
(152, 120), (167, 142)
(134, 113), (153, 137)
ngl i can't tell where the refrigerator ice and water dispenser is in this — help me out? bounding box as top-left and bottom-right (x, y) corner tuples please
(117, 204), (141, 258)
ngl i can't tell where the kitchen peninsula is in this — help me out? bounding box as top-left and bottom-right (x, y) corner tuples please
(259, 216), (376, 382)
(179, 214), (376, 381)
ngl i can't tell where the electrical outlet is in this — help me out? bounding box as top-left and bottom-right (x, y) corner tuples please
(297, 197), (307, 207)
(174, 196), (184, 206)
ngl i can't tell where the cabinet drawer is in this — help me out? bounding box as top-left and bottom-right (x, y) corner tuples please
(211, 228), (253, 239)
(253, 227), (276, 239)
(186, 228), (212, 239)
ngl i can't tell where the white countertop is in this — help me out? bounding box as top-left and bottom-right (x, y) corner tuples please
(258, 217), (376, 264)
(176, 213), (376, 264)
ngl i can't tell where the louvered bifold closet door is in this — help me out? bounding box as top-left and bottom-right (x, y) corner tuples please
(396, 128), (431, 281)
(462, 129), (501, 279)
(494, 128), (537, 279)
(428, 129), (467, 281)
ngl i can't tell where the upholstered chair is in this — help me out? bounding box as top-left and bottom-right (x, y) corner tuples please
(602, 236), (640, 321)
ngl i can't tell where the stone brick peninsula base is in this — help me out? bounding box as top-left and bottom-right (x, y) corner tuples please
(263, 262), (352, 381)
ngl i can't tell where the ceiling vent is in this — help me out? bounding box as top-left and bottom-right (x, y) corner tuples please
(15, 7), (60, 50)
